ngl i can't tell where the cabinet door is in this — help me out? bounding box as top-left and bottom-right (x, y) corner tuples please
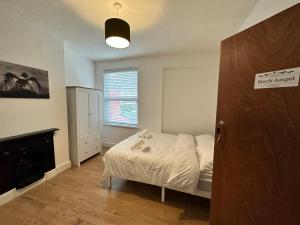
(0, 144), (16, 194)
(77, 89), (90, 159)
(88, 90), (101, 135)
(89, 90), (102, 155)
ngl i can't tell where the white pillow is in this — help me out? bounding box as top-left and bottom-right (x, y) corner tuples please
(194, 134), (215, 170)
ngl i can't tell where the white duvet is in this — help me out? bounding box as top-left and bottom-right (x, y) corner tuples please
(102, 131), (213, 194)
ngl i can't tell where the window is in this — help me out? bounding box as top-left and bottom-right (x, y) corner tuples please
(103, 69), (138, 128)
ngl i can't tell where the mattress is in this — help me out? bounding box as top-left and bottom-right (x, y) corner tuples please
(197, 161), (213, 192)
(103, 132), (177, 186)
(196, 135), (214, 192)
(102, 131), (214, 194)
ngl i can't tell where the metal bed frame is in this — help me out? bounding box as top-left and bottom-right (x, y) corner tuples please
(107, 176), (211, 203)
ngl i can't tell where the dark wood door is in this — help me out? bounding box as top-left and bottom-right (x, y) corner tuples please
(210, 4), (300, 225)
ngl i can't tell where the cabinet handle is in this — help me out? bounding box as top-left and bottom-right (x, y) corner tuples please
(85, 141), (87, 144)
(1, 151), (10, 157)
(20, 147), (27, 151)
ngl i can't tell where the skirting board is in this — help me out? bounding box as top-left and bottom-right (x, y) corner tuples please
(0, 160), (71, 207)
(46, 160), (72, 179)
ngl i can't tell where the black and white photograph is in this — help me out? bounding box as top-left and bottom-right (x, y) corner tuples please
(0, 60), (49, 99)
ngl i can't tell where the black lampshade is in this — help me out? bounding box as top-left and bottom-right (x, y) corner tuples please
(105, 18), (130, 48)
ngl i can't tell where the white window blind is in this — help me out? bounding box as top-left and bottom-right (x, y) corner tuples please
(103, 69), (138, 128)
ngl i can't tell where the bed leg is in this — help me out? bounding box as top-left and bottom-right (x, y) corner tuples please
(161, 187), (165, 203)
(108, 176), (112, 189)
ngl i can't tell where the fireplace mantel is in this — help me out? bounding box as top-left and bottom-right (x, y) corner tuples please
(0, 128), (59, 143)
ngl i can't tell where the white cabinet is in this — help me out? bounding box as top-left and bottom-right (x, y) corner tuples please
(66, 87), (102, 166)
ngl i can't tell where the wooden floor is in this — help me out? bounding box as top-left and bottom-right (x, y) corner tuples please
(0, 153), (210, 225)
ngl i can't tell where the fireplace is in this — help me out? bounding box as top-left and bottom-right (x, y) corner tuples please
(0, 129), (57, 194)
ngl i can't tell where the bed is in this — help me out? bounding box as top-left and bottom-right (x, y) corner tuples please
(101, 130), (214, 202)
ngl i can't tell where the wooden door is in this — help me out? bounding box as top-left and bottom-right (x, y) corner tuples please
(210, 4), (300, 225)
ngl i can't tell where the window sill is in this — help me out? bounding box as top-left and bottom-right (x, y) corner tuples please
(103, 123), (139, 129)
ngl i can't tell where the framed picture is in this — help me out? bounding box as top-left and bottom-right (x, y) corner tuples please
(0, 60), (49, 99)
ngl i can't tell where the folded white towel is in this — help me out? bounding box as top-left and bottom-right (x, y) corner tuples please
(138, 129), (149, 138)
(144, 134), (152, 139)
(131, 139), (144, 150)
(142, 146), (151, 152)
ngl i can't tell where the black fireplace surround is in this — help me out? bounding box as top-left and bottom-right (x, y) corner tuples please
(0, 128), (58, 195)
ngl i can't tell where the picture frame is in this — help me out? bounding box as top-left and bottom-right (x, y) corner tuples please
(0, 60), (49, 99)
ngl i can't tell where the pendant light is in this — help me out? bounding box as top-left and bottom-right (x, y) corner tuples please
(105, 2), (130, 48)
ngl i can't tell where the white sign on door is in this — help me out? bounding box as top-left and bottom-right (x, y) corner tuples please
(254, 67), (300, 89)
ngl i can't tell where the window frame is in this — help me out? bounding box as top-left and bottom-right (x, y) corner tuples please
(102, 68), (139, 129)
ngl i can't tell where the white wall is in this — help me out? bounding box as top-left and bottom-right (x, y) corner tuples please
(64, 46), (95, 88)
(240, 0), (299, 30)
(0, 12), (69, 166)
(162, 67), (218, 135)
(96, 52), (219, 145)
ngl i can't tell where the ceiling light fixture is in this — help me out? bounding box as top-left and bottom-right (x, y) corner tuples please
(105, 2), (130, 49)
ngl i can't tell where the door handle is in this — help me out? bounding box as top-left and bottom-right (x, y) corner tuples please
(216, 121), (225, 145)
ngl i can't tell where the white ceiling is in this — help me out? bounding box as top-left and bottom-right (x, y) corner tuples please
(0, 0), (258, 61)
